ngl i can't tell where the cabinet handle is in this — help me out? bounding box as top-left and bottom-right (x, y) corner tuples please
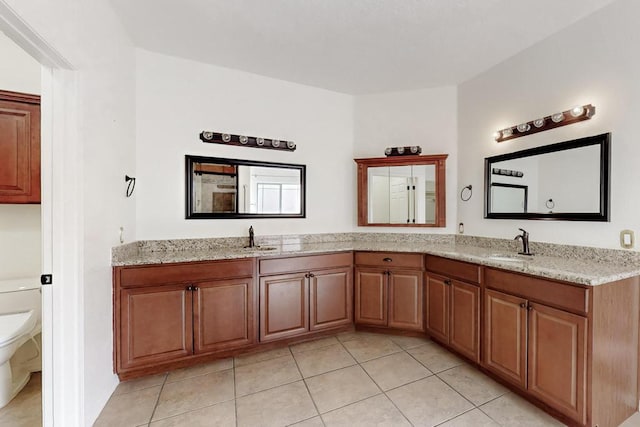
(527, 305), (533, 311)
(304, 273), (309, 278)
(308, 273), (315, 278)
(383, 257), (393, 262)
(444, 279), (452, 286)
(519, 302), (526, 308)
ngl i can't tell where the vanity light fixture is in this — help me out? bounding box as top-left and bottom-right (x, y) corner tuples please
(494, 104), (595, 143)
(200, 131), (296, 152)
(384, 146), (422, 156)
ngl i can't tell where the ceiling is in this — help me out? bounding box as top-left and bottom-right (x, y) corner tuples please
(109, 0), (616, 94)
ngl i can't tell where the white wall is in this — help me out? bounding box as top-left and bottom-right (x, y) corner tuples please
(3, 0), (137, 424)
(457, 0), (640, 249)
(354, 86), (458, 233)
(0, 30), (41, 280)
(135, 49), (354, 239)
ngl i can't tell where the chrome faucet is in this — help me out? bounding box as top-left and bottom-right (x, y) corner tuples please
(514, 228), (533, 256)
(248, 226), (255, 248)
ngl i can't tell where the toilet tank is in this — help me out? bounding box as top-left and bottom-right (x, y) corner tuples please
(0, 278), (41, 323)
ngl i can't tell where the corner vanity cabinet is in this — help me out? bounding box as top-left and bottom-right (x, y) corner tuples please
(425, 256), (481, 363)
(482, 267), (639, 427)
(258, 252), (353, 341)
(354, 252), (424, 331)
(113, 258), (256, 378)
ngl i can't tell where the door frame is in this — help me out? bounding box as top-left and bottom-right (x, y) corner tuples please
(0, 2), (83, 426)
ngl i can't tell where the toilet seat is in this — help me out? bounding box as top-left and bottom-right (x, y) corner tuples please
(0, 311), (36, 347)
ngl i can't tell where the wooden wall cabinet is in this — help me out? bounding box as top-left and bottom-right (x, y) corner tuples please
(259, 252), (353, 342)
(114, 258), (256, 378)
(354, 252), (424, 331)
(425, 256), (481, 363)
(0, 90), (41, 203)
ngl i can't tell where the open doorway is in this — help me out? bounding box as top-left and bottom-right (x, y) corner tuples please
(0, 29), (44, 426)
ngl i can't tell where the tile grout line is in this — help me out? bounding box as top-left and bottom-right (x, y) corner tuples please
(289, 342), (324, 424)
(359, 347), (416, 426)
(434, 370), (482, 410)
(233, 356), (238, 427)
(146, 373), (168, 425)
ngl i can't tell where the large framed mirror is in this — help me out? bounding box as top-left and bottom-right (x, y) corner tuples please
(354, 154), (448, 227)
(484, 133), (610, 221)
(186, 155), (306, 219)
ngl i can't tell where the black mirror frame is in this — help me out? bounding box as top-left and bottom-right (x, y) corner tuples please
(484, 133), (610, 221)
(185, 155), (306, 219)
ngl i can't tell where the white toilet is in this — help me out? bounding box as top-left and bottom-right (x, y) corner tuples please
(0, 278), (41, 408)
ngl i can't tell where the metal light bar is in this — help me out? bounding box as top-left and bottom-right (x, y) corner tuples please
(200, 131), (296, 151)
(494, 104), (595, 143)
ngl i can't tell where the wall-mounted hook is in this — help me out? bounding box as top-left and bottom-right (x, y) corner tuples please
(460, 185), (472, 201)
(125, 175), (136, 198)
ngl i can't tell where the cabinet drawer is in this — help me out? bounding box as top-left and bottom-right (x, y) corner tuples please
(259, 252), (353, 275)
(118, 258), (254, 288)
(425, 255), (480, 284)
(484, 268), (589, 315)
(355, 252), (423, 269)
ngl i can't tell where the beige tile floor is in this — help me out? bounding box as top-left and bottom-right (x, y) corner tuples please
(96, 332), (640, 427)
(0, 371), (42, 426)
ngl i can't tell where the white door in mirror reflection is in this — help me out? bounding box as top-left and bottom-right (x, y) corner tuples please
(368, 165), (436, 224)
(491, 183), (528, 213)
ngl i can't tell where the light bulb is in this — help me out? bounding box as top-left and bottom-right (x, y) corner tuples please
(502, 128), (513, 138)
(256, 138), (265, 146)
(533, 118), (545, 128)
(272, 139), (280, 148)
(517, 123), (530, 133)
(222, 133), (231, 142)
(385, 147), (392, 155)
(397, 147), (405, 154)
(202, 131), (213, 140)
(287, 141), (295, 149)
(239, 135), (248, 144)
(551, 112), (564, 123)
(410, 146), (419, 154)
(493, 131), (502, 140)
(570, 105), (585, 117)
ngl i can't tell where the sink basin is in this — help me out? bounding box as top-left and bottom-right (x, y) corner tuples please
(486, 254), (526, 262)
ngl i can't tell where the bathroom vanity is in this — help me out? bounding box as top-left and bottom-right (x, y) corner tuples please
(112, 238), (640, 427)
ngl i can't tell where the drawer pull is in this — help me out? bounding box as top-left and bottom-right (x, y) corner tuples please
(383, 257), (393, 262)
(444, 279), (452, 286)
(519, 302), (526, 309)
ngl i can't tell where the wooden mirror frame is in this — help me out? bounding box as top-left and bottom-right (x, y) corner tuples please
(354, 154), (448, 227)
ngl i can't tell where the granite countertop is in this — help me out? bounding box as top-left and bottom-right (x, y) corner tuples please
(112, 239), (640, 287)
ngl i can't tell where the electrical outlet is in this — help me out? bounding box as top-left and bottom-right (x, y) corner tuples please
(620, 229), (634, 249)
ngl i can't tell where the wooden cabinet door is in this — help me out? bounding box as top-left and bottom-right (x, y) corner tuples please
(310, 267), (353, 331)
(193, 278), (256, 354)
(119, 285), (193, 370)
(425, 274), (449, 341)
(0, 92), (40, 203)
(449, 280), (480, 363)
(260, 273), (309, 341)
(354, 268), (387, 326)
(388, 269), (423, 331)
(528, 303), (587, 425)
(484, 289), (527, 388)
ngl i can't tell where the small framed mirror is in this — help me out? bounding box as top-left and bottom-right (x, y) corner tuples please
(354, 154), (448, 227)
(484, 133), (610, 221)
(186, 155), (306, 219)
